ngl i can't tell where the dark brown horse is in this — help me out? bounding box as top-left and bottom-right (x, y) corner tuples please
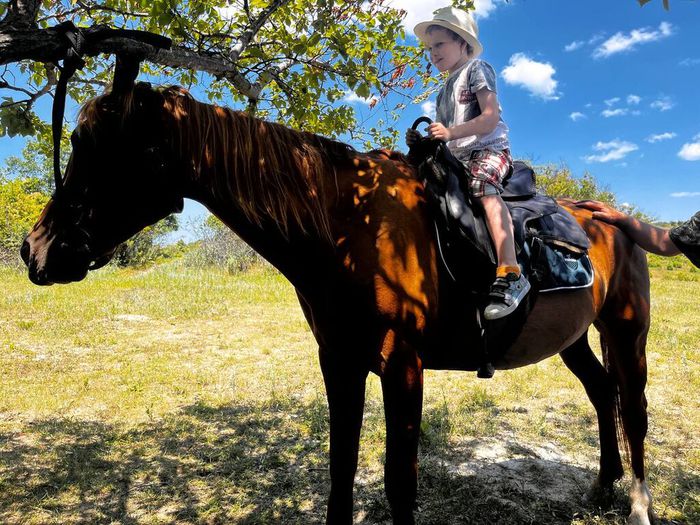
(22, 72), (655, 525)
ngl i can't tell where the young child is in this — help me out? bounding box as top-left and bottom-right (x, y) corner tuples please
(407, 6), (529, 320)
(577, 200), (700, 268)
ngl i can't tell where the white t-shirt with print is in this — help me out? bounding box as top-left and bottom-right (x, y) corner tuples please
(435, 59), (510, 154)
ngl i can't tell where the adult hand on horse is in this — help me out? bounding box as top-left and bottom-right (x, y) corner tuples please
(576, 200), (628, 225)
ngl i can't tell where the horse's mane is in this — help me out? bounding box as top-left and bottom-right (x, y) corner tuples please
(79, 84), (362, 242)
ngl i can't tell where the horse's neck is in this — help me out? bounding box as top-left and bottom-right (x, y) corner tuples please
(194, 190), (333, 286)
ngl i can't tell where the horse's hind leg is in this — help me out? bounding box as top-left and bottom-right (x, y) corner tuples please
(598, 308), (655, 525)
(560, 332), (623, 503)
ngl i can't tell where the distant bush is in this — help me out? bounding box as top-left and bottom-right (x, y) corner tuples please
(112, 215), (180, 268)
(183, 215), (261, 273)
(0, 175), (49, 266)
(534, 163), (652, 221)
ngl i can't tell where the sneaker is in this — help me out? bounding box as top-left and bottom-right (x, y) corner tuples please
(484, 272), (531, 320)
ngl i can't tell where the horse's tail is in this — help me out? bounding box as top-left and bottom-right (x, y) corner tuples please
(600, 333), (630, 458)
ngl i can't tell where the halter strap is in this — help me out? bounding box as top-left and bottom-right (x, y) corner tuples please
(51, 22), (86, 195)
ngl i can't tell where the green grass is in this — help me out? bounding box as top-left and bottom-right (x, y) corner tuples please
(1, 255), (698, 524)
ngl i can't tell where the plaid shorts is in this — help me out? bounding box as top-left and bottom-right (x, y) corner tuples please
(457, 148), (513, 198)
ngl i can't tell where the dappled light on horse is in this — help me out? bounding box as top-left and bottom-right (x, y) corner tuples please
(22, 73), (657, 524)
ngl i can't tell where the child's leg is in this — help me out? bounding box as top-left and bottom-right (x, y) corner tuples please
(480, 193), (519, 273)
(465, 149), (529, 320)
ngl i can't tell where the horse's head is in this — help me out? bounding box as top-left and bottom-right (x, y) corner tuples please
(21, 64), (184, 285)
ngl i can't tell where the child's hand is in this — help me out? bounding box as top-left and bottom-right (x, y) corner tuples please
(405, 128), (421, 147)
(427, 122), (452, 141)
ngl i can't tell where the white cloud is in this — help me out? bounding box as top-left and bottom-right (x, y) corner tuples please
(501, 53), (559, 100)
(342, 90), (377, 106)
(651, 97), (674, 111)
(602, 108), (628, 118)
(627, 94), (641, 105)
(421, 101), (436, 120)
(584, 140), (638, 163)
(678, 136), (700, 160)
(570, 112), (586, 122)
(565, 40), (585, 52)
(670, 191), (700, 197)
(680, 58), (700, 67)
(646, 132), (676, 143)
(398, 0), (506, 34)
(593, 22), (673, 58)
(604, 97), (621, 107)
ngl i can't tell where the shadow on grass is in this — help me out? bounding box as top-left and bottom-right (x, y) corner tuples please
(1, 400), (697, 524)
(0, 400), (332, 524)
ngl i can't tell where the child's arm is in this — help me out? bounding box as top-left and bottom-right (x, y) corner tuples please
(427, 88), (500, 141)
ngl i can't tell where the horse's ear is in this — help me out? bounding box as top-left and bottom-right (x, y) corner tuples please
(112, 53), (142, 97)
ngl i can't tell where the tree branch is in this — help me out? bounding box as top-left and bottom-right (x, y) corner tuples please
(1, 0), (42, 30)
(228, 0), (293, 63)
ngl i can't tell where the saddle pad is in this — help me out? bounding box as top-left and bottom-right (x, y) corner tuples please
(523, 240), (595, 292)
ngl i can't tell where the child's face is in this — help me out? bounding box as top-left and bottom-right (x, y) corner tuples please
(424, 27), (469, 74)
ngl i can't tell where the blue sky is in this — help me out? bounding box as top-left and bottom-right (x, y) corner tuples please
(1, 0), (699, 230)
(389, 0), (700, 221)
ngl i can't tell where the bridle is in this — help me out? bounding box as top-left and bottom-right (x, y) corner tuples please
(48, 23), (171, 270)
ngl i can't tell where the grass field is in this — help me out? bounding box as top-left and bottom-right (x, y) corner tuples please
(0, 256), (698, 524)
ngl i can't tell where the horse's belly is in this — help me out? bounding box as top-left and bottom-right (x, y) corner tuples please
(494, 288), (596, 369)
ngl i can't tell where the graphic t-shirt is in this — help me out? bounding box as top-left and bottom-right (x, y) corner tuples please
(435, 59), (510, 154)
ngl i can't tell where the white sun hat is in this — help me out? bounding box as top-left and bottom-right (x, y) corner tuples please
(413, 6), (483, 58)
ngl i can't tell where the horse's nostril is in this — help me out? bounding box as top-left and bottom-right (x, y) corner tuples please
(20, 240), (30, 265)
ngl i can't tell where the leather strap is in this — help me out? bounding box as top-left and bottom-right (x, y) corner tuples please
(51, 22), (86, 195)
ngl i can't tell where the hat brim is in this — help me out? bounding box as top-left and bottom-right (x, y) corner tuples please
(414, 20), (483, 58)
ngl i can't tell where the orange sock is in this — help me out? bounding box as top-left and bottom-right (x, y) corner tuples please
(496, 265), (521, 278)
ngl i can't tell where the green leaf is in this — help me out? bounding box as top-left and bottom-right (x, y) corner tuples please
(356, 84), (370, 100)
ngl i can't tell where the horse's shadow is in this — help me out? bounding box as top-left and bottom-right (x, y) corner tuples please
(0, 401), (695, 524)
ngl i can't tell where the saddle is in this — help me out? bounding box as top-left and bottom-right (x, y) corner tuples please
(408, 118), (592, 294)
(408, 118), (593, 376)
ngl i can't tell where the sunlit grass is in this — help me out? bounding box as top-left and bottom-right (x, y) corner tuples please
(1, 254), (698, 524)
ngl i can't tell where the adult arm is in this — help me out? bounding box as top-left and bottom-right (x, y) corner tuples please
(576, 200), (681, 256)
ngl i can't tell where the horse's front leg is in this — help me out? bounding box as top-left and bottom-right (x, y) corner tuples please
(320, 347), (368, 525)
(380, 331), (423, 525)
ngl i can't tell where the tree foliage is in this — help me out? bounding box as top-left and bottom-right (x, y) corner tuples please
(535, 164), (652, 220)
(0, 0), (475, 147)
(0, 174), (48, 261)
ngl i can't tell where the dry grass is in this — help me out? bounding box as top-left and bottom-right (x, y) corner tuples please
(0, 255), (698, 524)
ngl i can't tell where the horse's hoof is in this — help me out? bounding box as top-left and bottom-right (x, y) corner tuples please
(586, 479), (615, 508)
(627, 478), (656, 525)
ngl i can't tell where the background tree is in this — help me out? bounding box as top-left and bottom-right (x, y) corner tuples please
(0, 0), (462, 147)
